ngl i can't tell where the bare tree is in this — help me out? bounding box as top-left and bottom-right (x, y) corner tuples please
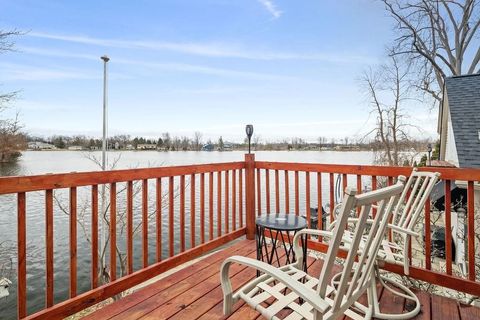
(53, 154), (181, 292)
(253, 135), (261, 151)
(383, 0), (480, 103)
(360, 55), (416, 166)
(192, 132), (203, 151)
(317, 136), (327, 149)
(0, 29), (26, 162)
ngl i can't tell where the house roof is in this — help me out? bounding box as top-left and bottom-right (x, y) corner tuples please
(445, 74), (480, 168)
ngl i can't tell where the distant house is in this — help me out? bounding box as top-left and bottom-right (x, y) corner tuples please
(27, 142), (56, 150)
(125, 144), (135, 150)
(438, 74), (480, 168)
(222, 142), (234, 151)
(201, 143), (214, 151)
(137, 143), (157, 150)
(68, 146), (84, 151)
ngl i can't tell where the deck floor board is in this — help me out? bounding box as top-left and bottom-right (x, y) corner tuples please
(84, 239), (479, 320)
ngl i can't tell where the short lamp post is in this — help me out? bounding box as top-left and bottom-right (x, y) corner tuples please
(427, 143), (432, 166)
(245, 124), (254, 154)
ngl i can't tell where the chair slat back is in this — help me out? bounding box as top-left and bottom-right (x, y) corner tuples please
(317, 177), (406, 314)
(392, 169), (440, 234)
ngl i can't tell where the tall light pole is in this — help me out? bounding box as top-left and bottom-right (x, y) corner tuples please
(100, 55), (109, 269)
(101, 55), (110, 170)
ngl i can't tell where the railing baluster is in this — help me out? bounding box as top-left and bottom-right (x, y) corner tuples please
(275, 170), (280, 213)
(468, 181), (475, 281)
(445, 180), (452, 275)
(200, 173), (205, 244)
(356, 175), (361, 216)
(342, 173), (347, 192)
(190, 173), (196, 248)
(239, 169), (243, 227)
(155, 178), (162, 262)
(295, 171), (299, 216)
(372, 175), (377, 217)
(217, 171), (222, 237)
(169, 177), (174, 257)
(69, 187), (77, 298)
(127, 181), (134, 272)
(180, 175), (185, 252)
(256, 169), (261, 216)
(232, 170), (236, 231)
(317, 173), (322, 231)
(46, 189), (54, 307)
(91, 185), (98, 289)
(285, 170), (290, 213)
(17, 192), (26, 319)
(425, 197), (431, 270)
(265, 169), (270, 213)
(388, 176), (393, 186)
(329, 173), (334, 221)
(305, 172), (310, 227)
(142, 179), (148, 267)
(209, 172), (214, 240)
(110, 183), (117, 281)
(225, 170), (229, 233)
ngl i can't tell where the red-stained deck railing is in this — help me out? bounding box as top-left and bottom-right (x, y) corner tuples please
(4, 161), (247, 319)
(254, 161), (480, 298)
(5, 155), (480, 319)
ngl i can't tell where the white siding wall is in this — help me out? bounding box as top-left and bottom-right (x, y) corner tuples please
(445, 112), (459, 166)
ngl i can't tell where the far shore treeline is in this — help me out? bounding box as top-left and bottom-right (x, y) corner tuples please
(25, 132), (435, 154)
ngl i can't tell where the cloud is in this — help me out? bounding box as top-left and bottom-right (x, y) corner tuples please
(18, 46), (299, 81)
(257, 0), (282, 19)
(26, 32), (374, 63)
(0, 62), (99, 81)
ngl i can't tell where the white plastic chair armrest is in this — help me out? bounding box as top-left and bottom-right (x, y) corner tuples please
(336, 218), (419, 238)
(291, 229), (335, 267)
(220, 255), (329, 313)
(387, 224), (419, 237)
(329, 217), (360, 231)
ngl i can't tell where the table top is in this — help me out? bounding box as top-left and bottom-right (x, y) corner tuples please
(255, 213), (307, 231)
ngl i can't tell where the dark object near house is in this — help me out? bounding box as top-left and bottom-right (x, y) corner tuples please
(430, 180), (467, 211)
(426, 226), (456, 260)
(302, 207), (328, 230)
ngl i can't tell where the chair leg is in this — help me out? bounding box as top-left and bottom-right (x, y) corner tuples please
(220, 261), (234, 315)
(370, 266), (421, 320)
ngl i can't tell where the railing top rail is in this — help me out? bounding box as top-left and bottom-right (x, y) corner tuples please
(255, 161), (480, 181)
(0, 161), (245, 195)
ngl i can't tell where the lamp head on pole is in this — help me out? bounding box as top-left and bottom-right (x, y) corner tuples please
(427, 143), (432, 166)
(245, 124), (254, 154)
(245, 124), (253, 139)
(101, 55), (110, 63)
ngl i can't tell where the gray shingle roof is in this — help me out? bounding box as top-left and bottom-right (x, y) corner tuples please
(445, 74), (480, 168)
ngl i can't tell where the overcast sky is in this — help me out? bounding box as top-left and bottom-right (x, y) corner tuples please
(1, 0), (438, 142)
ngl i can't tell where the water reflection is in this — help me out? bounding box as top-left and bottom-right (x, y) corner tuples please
(0, 161), (22, 177)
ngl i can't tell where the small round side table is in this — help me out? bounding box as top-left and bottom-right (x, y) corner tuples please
(255, 213), (308, 275)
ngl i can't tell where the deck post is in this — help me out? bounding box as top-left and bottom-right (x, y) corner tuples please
(245, 153), (256, 240)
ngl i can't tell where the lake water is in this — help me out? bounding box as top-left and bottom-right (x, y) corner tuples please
(0, 150), (373, 318)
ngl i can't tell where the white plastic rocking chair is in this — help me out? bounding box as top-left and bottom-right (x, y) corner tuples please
(328, 168), (440, 319)
(220, 176), (406, 320)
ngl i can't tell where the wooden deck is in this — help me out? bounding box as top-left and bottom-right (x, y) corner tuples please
(84, 239), (480, 320)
